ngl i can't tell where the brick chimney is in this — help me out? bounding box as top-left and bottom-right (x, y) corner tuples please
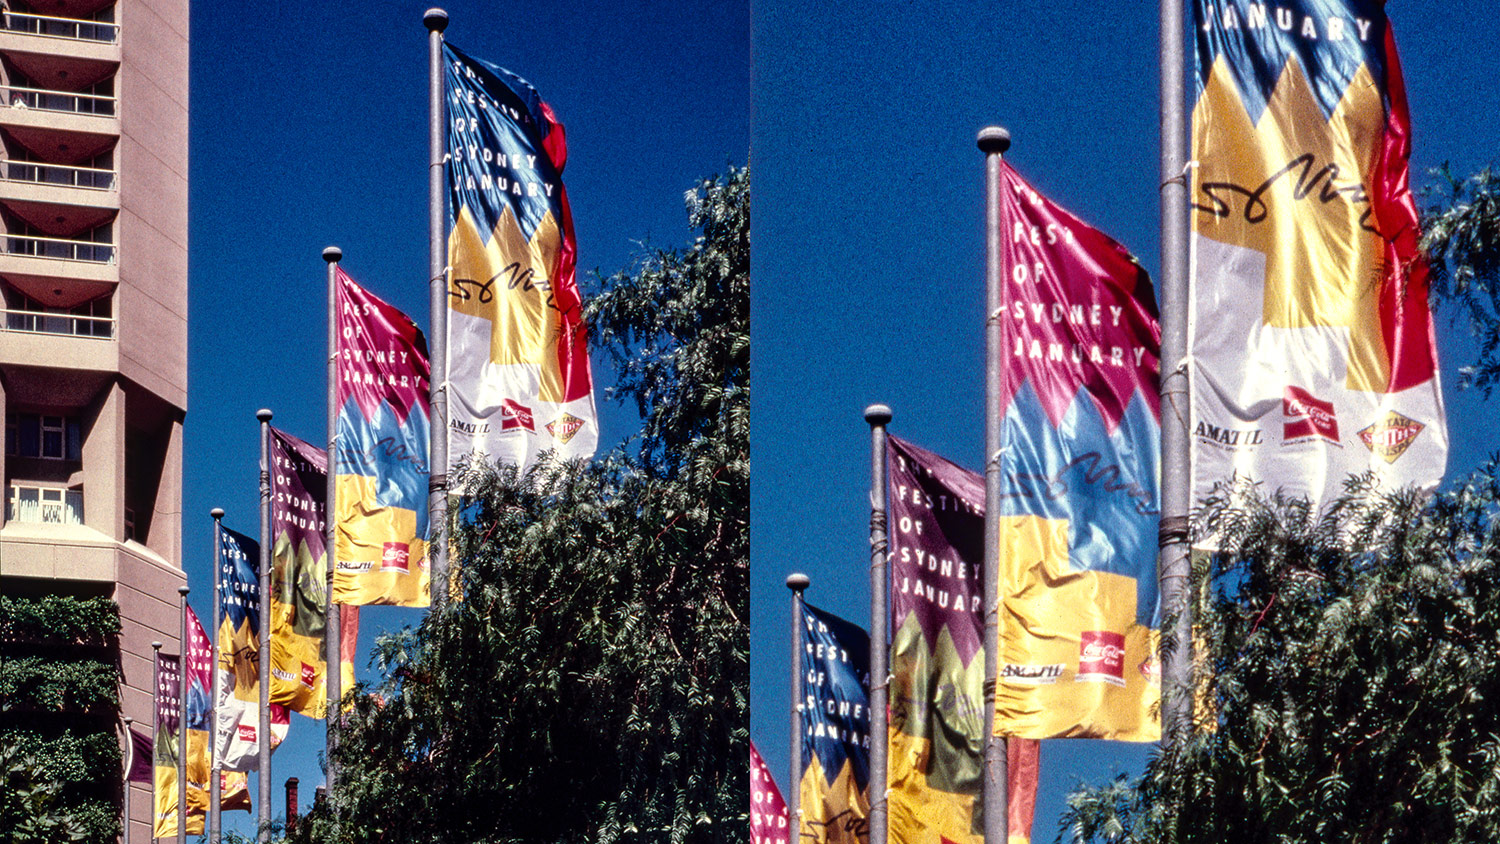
(285, 778), (300, 835)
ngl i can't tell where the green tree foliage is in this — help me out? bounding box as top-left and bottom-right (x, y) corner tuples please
(1059, 473), (1500, 844)
(1422, 164), (1500, 393)
(0, 595), (121, 844)
(296, 168), (748, 844)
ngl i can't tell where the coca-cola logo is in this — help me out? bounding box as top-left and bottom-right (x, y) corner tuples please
(300, 662), (316, 689)
(236, 724), (256, 743)
(1283, 386), (1340, 443)
(1078, 630), (1126, 687)
(381, 542), (410, 573)
(500, 399), (535, 432)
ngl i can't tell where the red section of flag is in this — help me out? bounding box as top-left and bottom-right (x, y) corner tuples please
(750, 741), (789, 844)
(999, 163), (1160, 433)
(1008, 738), (1041, 844)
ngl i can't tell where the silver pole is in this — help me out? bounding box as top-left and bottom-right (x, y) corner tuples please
(256, 409), (273, 844)
(152, 642), (162, 844)
(176, 586), (189, 844)
(978, 124), (1012, 844)
(323, 245), (343, 800)
(123, 715), (134, 844)
(425, 7), (450, 611)
(864, 405), (892, 844)
(1157, 0), (1193, 743)
(786, 573), (809, 844)
(210, 508), (224, 844)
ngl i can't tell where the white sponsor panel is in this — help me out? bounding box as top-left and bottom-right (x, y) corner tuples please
(1189, 234), (1447, 511)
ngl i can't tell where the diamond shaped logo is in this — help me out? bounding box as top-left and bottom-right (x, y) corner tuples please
(1358, 412), (1424, 464)
(546, 413), (585, 444)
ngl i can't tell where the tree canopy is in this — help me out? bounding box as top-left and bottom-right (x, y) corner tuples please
(294, 167), (749, 844)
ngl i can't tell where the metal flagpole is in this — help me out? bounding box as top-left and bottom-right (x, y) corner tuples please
(152, 641), (162, 844)
(210, 508), (225, 844)
(323, 245), (343, 798)
(425, 7), (450, 611)
(978, 124), (1012, 844)
(864, 405), (892, 844)
(786, 573), (809, 844)
(123, 715), (134, 844)
(256, 409), (274, 844)
(1157, 0), (1193, 745)
(176, 586), (189, 844)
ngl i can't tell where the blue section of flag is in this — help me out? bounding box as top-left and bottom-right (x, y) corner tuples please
(444, 42), (562, 243)
(800, 602), (871, 790)
(1194, 0), (1386, 123)
(219, 527), (259, 632)
(335, 396), (431, 535)
(999, 382), (1162, 628)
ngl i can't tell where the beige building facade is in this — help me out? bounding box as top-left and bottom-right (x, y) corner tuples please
(0, 0), (187, 840)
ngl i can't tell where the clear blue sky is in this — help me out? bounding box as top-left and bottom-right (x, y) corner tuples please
(185, 1), (748, 834)
(750, 1), (1500, 841)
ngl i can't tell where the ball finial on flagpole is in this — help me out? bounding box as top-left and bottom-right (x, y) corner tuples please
(864, 404), (892, 427)
(977, 126), (1012, 154)
(424, 8), (448, 32)
(785, 573), (810, 593)
(256, 408), (272, 423)
(323, 246), (342, 263)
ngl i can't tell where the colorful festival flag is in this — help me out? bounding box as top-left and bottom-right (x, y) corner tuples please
(798, 603), (871, 844)
(1189, 0), (1446, 506)
(153, 651), (191, 838)
(153, 642), (249, 839)
(333, 267), (431, 606)
(268, 427), (333, 716)
(186, 605), (252, 816)
(215, 525), (289, 771)
(885, 435), (1063, 844)
(887, 435), (988, 844)
(994, 162), (1162, 742)
(751, 742), (790, 844)
(443, 42), (597, 474)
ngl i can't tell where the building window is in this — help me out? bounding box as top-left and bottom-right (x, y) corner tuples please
(6, 413), (82, 459)
(6, 484), (83, 525)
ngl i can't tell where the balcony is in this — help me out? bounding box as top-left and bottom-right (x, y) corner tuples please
(0, 12), (118, 45)
(1, 84), (113, 116)
(3, 306), (112, 338)
(0, 83), (119, 144)
(0, 12), (120, 95)
(4, 233), (112, 262)
(0, 160), (114, 190)
(0, 232), (116, 286)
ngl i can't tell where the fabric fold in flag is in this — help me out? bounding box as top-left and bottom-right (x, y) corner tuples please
(334, 267), (431, 606)
(1188, 0), (1447, 507)
(797, 603), (871, 844)
(994, 162), (1162, 742)
(443, 42), (596, 475)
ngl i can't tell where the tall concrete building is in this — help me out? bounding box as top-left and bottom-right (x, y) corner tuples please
(0, 0), (187, 840)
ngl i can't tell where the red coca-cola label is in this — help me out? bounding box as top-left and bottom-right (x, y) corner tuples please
(381, 542), (410, 573)
(300, 662), (316, 689)
(236, 724), (256, 743)
(500, 399), (535, 432)
(1283, 386), (1340, 443)
(1078, 630), (1126, 686)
